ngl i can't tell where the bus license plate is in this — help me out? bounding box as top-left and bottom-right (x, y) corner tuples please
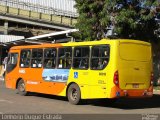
(133, 84), (139, 88)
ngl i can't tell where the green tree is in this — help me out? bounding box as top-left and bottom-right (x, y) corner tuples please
(75, 0), (109, 40)
(75, 0), (160, 42)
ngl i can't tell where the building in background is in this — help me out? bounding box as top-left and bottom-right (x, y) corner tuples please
(0, 0), (77, 17)
(18, 0), (77, 15)
(0, 35), (24, 63)
(0, 35), (24, 76)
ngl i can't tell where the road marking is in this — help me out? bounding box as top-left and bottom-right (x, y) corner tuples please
(0, 99), (13, 104)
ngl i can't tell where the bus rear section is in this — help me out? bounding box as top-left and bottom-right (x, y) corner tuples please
(111, 40), (153, 98)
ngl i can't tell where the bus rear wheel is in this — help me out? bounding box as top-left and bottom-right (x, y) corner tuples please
(67, 83), (81, 105)
(17, 79), (28, 96)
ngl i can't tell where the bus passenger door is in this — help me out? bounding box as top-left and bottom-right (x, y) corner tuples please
(6, 50), (19, 89)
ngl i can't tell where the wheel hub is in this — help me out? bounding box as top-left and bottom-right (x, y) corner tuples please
(19, 83), (25, 92)
(71, 88), (77, 100)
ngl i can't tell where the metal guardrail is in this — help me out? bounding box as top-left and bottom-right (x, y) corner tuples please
(0, 0), (77, 27)
(0, 0), (78, 17)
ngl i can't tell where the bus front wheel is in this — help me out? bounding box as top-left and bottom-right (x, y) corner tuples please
(67, 83), (81, 105)
(17, 79), (28, 96)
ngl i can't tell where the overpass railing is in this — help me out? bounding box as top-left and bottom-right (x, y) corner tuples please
(0, 0), (77, 26)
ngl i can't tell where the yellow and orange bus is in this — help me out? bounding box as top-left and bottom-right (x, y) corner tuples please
(5, 39), (153, 104)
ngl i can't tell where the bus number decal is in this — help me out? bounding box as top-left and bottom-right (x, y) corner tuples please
(27, 81), (39, 85)
(19, 69), (25, 74)
(99, 72), (106, 76)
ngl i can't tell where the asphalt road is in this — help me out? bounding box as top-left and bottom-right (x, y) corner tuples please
(0, 80), (160, 116)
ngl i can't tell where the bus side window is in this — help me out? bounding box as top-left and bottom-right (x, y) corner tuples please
(58, 47), (72, 69)
(91, 45), (110, 70)
(44, 48), (56, 68)
(97, 58), (108, 69)
(20, 49), (31, 68)
(31, 49), (43, 68)
(79, 58), (88, 69)
(73, 46), (89, 69)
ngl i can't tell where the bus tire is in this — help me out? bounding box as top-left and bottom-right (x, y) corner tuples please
(67, 83), (81, 105)
(17, 79), (28, 96)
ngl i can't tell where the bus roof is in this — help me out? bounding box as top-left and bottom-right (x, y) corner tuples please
(10, 39), (151, 50)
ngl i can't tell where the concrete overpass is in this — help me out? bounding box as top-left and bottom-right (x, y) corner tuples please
(0, 0), (78, 68)
(0, 0), (77, 37)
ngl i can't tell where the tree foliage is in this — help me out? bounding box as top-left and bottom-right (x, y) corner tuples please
(75, 0), (160, 41)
